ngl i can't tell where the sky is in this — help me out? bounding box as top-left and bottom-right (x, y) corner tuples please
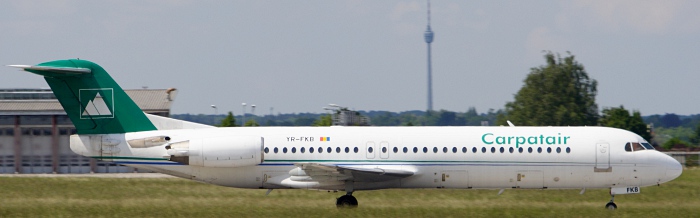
(1, 1), (699, 116)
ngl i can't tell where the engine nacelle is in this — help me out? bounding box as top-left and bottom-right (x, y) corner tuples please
(169, 136), (263, 168)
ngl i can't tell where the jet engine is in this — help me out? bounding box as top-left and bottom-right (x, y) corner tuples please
(166, 136), (263, 168)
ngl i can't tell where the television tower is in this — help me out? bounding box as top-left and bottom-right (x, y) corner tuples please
(424, 0), (434, 111)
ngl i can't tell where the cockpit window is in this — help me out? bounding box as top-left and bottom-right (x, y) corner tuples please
(632, 142), (645, 151)
(625, 142), (652, 152)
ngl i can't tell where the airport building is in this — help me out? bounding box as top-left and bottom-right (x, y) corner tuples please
(326, 107), (370, 126)
(0, 88), (177, 174)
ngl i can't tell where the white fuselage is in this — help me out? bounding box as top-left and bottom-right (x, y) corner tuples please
(69, 126), (682, 192)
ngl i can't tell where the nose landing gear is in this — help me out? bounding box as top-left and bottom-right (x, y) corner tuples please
(605, 194), (617, 210)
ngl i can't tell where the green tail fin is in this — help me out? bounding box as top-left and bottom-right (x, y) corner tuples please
(11, 59), (157, 134)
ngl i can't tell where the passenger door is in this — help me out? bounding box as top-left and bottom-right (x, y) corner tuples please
(595, 143), (611, 172)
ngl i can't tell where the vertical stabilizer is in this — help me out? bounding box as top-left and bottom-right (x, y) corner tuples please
(9, 59), (157, 134)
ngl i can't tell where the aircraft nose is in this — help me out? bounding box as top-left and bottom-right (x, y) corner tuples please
(662, 153), (683, 183)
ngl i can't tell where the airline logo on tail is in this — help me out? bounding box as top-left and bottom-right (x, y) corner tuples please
(80, 88), (114, 119)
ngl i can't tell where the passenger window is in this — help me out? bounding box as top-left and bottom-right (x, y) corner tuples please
(354, 147), (359, 153)
(274, 147), (279, 153)
(509, 147), (514, 153)
(368, 147), (374, 153)
(556, 147), (561, 153)
(264, 147), (269, 153)
(327, 147), (332, 153)
(382, 147), (387, 153)
(393, 147), (398, 153)
(518, 147), (523, 153)
(318, 147), (323, 153)
(499, 147), (504, 153)
(291, 147), (296, 153)
(537, 147), (542, 153)
(336, 147), (341, 153)
(413, 147), (418, 153)
(491, 147), (496, 153)
(452, 147), (457, 153)
(345, 147), (350, 153)
(547, 147), (551, 153)
(443, 147), (448, 153)
(423, 147), (428, 153)
(283, 147), (288, 153)
(566, 147), (571, 153)
(481, 147), (486, 153)
(462, 147), (467, 153)
(300, 147), (305, 153)
(433, 147), (438, 153)
(473, 147), (477, 153)
(403, 147), (408, 153)
(310, 147), (314, 153)
(528, 147), (533, 153)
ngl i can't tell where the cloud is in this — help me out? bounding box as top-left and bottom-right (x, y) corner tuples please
(388, 1), (423, 36)
(0, 0), (78, 36)
(390, 1), (421, 21)
(525, 27), (569, 59)
(569, 0), (684, 34)
(8, 0), (78, 17)
(463, 8), (489, 30)
(440, 2), (465, 28)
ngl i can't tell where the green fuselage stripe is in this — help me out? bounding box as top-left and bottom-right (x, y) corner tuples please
(88, 157), (593, 164)
(263, 159), (592, 164)
(89, 156), (168, 161)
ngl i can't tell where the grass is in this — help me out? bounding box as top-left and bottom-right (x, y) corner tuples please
(2, 168), (700, 218)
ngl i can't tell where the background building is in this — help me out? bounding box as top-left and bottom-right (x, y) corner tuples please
(332, 109), (370, 126)
(324, 105), (370, 126)
(0, 88), (177, 174)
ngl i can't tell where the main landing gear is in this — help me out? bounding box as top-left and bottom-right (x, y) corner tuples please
(336, 192), (358, 208)
(605, 194), (617, 210)
(336, 181), (358, 208)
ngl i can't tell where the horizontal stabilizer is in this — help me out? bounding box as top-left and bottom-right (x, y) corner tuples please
(8, 64), (91, 74)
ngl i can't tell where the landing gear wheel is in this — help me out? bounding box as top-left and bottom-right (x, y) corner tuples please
(605, 202), (617, 210)
(605, 193), (617, 210)
(336, 195), (358, 208)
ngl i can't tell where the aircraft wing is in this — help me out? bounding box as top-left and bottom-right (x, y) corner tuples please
(294, 163), (414, 182)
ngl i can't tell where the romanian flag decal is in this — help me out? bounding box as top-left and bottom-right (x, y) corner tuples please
(320, 137), (331, 142)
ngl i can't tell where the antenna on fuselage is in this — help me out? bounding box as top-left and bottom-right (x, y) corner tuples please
(507, 120), (515, 127)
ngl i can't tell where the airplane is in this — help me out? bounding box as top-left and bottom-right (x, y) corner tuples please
(9, 59), (682, 210)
